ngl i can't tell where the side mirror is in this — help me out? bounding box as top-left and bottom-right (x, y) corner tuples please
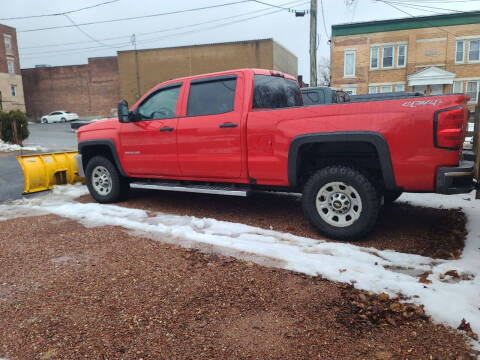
(118, 100), (130, 123)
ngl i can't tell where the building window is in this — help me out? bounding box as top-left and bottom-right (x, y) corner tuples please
(395, 84), (405, 92)
(10, 85), (16, 97)
(397, 45), (406, 68)
(343, 87), (356, 95)
(344, 50), (356, 77)
(466, 81), (478, 102)
(382, 46), (394, 68)
(368, 86), (377, 94)
(7, 59), (14, 73)
(380, 85), (393, 93)
(469, 40), (480, 62)
(370, 47), (379, 69)
(4, 35), (12, 55)
(452, 80), (463, 93)
(456, 40), (465, 63)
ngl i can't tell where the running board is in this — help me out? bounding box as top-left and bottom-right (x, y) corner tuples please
(130, 182), (249, 197)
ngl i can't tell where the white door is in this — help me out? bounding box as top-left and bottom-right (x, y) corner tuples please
(430, 84), (443, 95)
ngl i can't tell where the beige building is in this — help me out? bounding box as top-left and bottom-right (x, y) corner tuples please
(118, 39), (298, 105)
(0, 23), (25, 112)
(330, 11), (480, 109)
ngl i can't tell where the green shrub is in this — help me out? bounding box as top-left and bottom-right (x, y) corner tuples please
(0, 110), (29, 145)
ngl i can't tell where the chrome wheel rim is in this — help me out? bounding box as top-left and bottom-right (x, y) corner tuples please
(91, 166), (112, 196)
(315, 181), (362, 228)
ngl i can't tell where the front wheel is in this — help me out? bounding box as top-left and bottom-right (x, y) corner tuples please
(60, 117), (66, 123)
(302, 166), (380, 241)
(85, 156), (129, 203)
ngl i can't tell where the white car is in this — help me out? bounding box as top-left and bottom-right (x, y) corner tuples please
(464, 136), (474, 150)
(40, 111), (79, 124)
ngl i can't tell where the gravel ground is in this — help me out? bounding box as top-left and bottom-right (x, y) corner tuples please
(77, 189), (467, 259)
(0, 215), (475, 360)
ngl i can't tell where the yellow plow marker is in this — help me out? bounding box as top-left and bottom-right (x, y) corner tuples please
(17, 151), (85, 194)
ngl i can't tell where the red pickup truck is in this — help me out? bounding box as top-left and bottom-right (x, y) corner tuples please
(76, 68), (476, 240)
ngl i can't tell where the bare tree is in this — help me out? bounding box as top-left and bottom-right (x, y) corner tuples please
(317, 57), (331, 87)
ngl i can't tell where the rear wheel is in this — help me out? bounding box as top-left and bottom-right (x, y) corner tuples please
(85, 156), (129, 203)
(60, 117), (66, 123)
(302, 165), (380, 241)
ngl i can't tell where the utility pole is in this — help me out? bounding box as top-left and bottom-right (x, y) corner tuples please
(310, 0), (317, 87)
(131, 34), (141, 100)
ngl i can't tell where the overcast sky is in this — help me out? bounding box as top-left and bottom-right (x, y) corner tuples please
(1, 0), (479, 82)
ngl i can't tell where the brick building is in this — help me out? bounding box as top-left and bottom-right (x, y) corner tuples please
(0, 24), (25, 112)
(21, 57), (120, 120)
(330, 11), (480, 109)
(118, 39), (298, 105)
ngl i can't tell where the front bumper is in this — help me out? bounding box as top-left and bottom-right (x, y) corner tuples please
(436, 159), (475, 195)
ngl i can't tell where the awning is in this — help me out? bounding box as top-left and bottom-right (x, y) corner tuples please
(407, 66), (456, 86)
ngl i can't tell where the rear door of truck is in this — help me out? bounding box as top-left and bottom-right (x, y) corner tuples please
(176, 72), (244, 179)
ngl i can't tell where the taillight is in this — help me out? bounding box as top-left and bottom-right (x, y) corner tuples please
(434, 106), (466, 150)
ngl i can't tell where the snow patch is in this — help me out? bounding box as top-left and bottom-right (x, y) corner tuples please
(0, 140), (47, 152)
(1, 184), (479, 348)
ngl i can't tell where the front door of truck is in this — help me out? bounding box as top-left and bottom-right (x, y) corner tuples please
(177, 74), (243, 179)
(118, 83), (183, 177)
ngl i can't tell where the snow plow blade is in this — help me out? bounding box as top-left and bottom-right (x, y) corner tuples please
(17, 151), (84, 194)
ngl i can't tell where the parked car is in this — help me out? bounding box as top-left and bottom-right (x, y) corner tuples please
(41, 111), (79, 124)
(76, 68), (475, 240)
(464, 136), (474, 150)
(350, 92), (423, 102)
(301, 87), (349, 105)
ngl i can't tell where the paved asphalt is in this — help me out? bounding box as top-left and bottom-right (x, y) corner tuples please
(0, 123), (78, 202)
(24, 122), (77, 151)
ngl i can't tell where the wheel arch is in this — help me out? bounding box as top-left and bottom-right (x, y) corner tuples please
(78, 139), (127, 177)
(288, 131), (398, 191)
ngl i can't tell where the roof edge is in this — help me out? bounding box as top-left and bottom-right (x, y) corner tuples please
(332, 11), (480, 37)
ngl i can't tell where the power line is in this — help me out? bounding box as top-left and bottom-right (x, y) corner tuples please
(320, 0), (330, 39)
(20, 0), (306, 54)
(63, 14), (117, 49)
(380, 0), (465, 13)
(0, 0), (119, 21)
(380, 2), (449, 14)
(250, 0), (308, 11)
(377, 0), (459, 36)
(21, 1), (309, 60)
(18, 1), (252, 33)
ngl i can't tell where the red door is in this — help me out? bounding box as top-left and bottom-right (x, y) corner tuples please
(177, 74), (243, 179)
(118, 83), (183, 177)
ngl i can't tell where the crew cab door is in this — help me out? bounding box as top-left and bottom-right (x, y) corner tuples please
(118, 82), (183, 176)
(177, 74), (243, 178)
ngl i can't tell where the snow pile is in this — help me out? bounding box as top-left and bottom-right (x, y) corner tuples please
(0, 140), (46, 152)
(1, 184), (479, 348)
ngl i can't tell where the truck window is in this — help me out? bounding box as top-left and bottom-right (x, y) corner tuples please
(187, 77), (237, 117)
(252, 75), (303, 109)
(138, 85), (181, 120)
(304, 91), (320, 105)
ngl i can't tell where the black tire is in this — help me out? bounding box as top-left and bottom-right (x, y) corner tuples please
(383, 189), (403, 205)
(302, 165), (380, 241)
(60, 117), (66, 123)
(85, 156), (127, 203)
